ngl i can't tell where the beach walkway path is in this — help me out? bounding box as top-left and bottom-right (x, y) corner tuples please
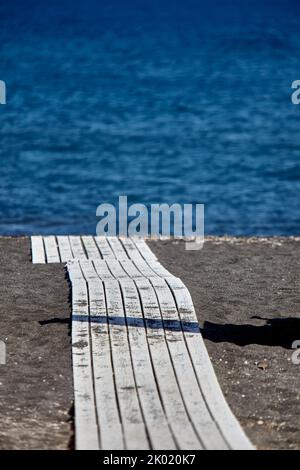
(31, 235), (253, 450)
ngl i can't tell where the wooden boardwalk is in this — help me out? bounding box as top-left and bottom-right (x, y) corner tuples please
(31, 235), (254, 450)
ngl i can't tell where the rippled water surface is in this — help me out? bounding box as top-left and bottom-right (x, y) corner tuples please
(1, 0), (300, 235)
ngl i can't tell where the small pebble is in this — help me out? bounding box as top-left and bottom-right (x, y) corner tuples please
(257, 360), (268, 370)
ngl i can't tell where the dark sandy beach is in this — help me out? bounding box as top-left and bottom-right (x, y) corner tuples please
(0, 237), (299, 449)
(0, 237), (73, 450)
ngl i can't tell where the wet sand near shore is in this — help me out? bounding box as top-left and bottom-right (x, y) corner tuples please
(0, 237), (299, 449)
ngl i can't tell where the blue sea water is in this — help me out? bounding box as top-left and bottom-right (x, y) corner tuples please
(0, 0), (300, 235)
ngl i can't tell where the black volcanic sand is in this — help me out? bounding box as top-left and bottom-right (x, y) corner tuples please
(0, 237), (73, 450)
(149, 237), (300, 450)
(0, 237), (300, 449)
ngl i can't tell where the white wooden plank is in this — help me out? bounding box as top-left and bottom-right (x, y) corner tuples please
(44, 236), (60, 263)
(80, 259), (101, 281)
(105, 259), (129, 279)
(94, 236), (115, 259)
(107, 237), (129, 261)
(187, 333), (253, 450)
(145, 260), (177, 279)
(31, 236), (45, 264)
(68, 261), (99, 450)
(135, 278), (165, 339)
(135, 277), (201, 449)
(120, 260), (144, 280)
(120, 278), (176, 449)
(119, 237), (144, 262)
(133, 258), (159, 279)
(81, 236), (101, 259)
(93, 259), (114, 281)
(104, 279), (149, 449)
(124, 238), (175, 278)
(150, 276), (228, 449)
(131, 238), (157, 262)
(166, 276), (254, 450)
(80, 260), (124, 449)
(69, 236), (87, 260)
(57, 236), (73, 262)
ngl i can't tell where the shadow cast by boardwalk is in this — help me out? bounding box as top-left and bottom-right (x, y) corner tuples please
(202, 316), (300, 349)
(40, 315), (200, 334)
(86, 315), (200, 333)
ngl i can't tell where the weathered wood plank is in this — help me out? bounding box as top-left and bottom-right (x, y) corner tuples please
(94, 236), (115, 259)
(131, 238), (157, 262)
(120, 278), (176, 449)
(119, 237), (144, 262)
(81, 236), (101, 259)
(31, 236), (46, 264)
(107, 237), (129, 261)
(135, 277), (201, 449)
(68, 261), (99, 450)
(146, 261), (177, 279)
(69, 236), (87, 260)
(93, 259), (114, 281)
(133, 258), (159, 279)
(150, 276), (228, 449)
(44, 236), (60, 263)
(104, 279), (149, 449)
(105, 259), (128, 279)
(57, 236), (73, 263)
(80, 260), (124, 449)
(120, 260), (144, 280)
